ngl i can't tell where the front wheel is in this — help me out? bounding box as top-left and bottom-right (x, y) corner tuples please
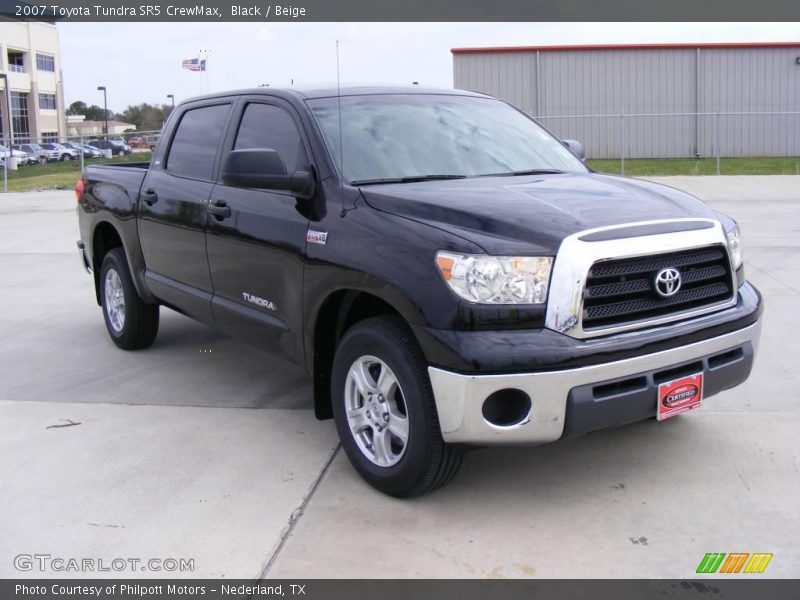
(61, 153), (72, 161)
(331, 316), (463, 497)
(100, 248), (159, 349)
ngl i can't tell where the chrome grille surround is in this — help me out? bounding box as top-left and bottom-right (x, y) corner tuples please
(545, 219), (738, 339)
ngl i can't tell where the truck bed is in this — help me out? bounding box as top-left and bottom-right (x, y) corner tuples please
(84, 163), (149, 209)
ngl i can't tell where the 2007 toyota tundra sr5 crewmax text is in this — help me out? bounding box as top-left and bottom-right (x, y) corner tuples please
(76, 86), (763, 497)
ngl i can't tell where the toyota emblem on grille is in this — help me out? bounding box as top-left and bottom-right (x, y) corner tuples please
(654, 267), (682, 297)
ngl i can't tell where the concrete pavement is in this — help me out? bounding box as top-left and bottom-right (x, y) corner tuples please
(0, 176), (798, 578)
(0, 400), (339, 579)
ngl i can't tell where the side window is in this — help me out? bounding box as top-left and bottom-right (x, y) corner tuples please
(166, 104), (230, 180)
(234, 104), (307, 174)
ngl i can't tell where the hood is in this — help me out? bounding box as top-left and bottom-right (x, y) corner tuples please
(361, 172), (721, 255)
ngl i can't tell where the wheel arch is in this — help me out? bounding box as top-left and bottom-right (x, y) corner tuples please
(309, 288), (423, 420)
(91, 221), (124, 305)
(90, 220), (154, 305)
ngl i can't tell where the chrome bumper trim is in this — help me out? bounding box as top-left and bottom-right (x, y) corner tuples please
(545, 219), (737, 339)
(428, 318), (761, 445)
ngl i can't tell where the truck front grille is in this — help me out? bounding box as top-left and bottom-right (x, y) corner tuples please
(582, 245), (734, 330)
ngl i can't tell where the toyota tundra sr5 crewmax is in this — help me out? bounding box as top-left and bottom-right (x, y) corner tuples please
(76, 87), (762, 496)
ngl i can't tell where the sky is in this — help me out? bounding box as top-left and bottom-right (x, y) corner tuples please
(58, 22), (800, 112)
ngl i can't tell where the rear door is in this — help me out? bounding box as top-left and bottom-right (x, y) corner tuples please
(205, 98), (312, 363)
(138, 100), (233, 324)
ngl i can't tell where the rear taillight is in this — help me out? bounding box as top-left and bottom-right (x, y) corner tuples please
(75, 178), (84, 202)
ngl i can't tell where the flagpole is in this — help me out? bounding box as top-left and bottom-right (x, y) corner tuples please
(199, 48), (211, 93)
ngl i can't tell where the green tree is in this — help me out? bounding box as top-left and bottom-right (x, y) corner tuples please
(67, 100), (112, 121)
(118, 103), (173, 132)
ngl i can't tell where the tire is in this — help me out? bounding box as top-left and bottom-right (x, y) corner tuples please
(331, 316), (463, 497)
(61, 153), (71, 161)
(100, 248), (159, 350)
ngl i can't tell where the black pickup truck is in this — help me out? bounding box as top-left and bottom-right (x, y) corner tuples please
(76, 86), (762, 496)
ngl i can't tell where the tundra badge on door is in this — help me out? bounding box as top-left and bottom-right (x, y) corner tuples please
(242, 292), (276, 311)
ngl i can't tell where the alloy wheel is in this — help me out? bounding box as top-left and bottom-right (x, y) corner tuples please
(104, 268), (126, 333)
(344, 355), (410, 467)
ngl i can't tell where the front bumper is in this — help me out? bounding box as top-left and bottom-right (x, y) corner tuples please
(428, 318), (761, 445)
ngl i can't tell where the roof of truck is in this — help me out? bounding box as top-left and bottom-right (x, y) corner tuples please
(182, 85), (487, 104)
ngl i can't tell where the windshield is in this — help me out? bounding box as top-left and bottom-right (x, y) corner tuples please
(307, 94), (586, 184)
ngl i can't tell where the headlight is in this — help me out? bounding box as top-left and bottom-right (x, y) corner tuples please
(726, 225), (743, 270)
(435, 251), (552, 304)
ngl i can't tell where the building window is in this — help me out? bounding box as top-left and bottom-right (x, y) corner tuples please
(41, 132), (58, 142)
(39, 93), (57, 110)
(11, 92), (30, 142)
(36, 53), (55, 72)
(7, 51), (25, 73)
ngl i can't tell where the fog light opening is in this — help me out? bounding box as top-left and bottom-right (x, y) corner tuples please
(481, 388), (532, 427)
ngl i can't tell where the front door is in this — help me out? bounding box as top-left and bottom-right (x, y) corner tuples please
(206, 99), (312, 363)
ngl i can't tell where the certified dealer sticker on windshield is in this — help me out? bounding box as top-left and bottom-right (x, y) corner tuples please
(657, 373), (704, 421)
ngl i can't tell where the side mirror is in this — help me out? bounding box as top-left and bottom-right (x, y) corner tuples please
(222, 148), (315, 199)
(562, 139), (585, 161)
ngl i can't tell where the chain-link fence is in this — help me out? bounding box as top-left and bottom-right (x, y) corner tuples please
(3, 111), (800, 190)
(0, 130), (162, 192)
(535, 111), (800, 175)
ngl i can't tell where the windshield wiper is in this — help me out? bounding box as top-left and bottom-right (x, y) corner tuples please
(351, 174), (467, 186)
(480, 169), (566, 177)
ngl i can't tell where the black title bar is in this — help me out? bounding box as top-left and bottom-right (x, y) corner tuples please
(4, 579), (800, 600)
(3, 0), (800, 21)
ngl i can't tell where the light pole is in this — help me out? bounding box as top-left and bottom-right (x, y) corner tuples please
(167, 94), (175, 108)
(97, 86), (108, 140)
(0, 74), (13, 193)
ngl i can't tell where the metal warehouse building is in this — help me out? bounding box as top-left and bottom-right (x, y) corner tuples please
(452, 42), (800, 159)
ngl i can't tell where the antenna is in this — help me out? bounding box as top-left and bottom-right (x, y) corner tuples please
(336, 40), (345, 215)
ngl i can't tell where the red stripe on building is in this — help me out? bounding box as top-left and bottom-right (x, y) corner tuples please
(451, 42), (800, 54)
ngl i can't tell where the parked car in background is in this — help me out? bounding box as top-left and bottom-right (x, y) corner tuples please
(144, 134), (160, 151)
(110, 138), (133, 154)
(87, 139), (129, 156)
(12, 150), (33, 166)
(61, 142), (85, 156)
(62, 142), (104, 158)
(40, 143), (77, 161)
(127, 137), (144, 148)
(0, 144), (33, 166)
(14, 143), (52, 163)
(82, 144), (105, 158)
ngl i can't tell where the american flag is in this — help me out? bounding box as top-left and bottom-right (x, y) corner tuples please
(181, 58), (206, 72)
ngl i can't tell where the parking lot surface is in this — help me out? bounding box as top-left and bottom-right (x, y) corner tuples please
(1, 176), (798, 578)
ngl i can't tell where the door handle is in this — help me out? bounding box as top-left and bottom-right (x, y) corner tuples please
(142, 188), (158, 206)
(207, 201), (231, 220)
